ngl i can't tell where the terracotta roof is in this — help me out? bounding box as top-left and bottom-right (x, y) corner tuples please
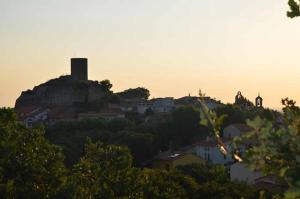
(48, 107), (76, 119)
(255, 175), (277, 184)
(254, 175), (287, 193)
(16, 106), (40, 115)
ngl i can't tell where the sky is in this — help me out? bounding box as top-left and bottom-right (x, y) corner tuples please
(1, 0), (300, 109)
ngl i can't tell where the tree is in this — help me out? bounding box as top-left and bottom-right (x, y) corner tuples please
(232, 99), (300, 198)
(67, 139), (142, 198)
(107, 118), (134, 133)
(176, 164), (257, 199)
(172, 106), (208, 145)
(139, 169), (188, 199)
(215, 104), (247, 129)
(117, 87), (150, 100)
(99, 79), (112, 92)
(199, 96), (300, 198)
(0, 108), (67, 198)
(176, 164), (229, 184)
(287, 0), (300, 18)
(46, 119), (108, 167)
(167, 171), (200, 199)
(111, 130), (155, 166)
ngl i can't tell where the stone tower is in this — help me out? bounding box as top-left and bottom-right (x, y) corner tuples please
(71, 58), (88, 81)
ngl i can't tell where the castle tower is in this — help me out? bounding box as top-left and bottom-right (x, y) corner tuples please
(71, 58), (88, 81)
(255, 93), (263, 108)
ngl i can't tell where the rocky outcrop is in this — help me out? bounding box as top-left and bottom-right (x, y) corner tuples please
(15, 75), (105, 112)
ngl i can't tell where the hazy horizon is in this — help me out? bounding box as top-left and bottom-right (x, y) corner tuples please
(1, 0), (300, 109)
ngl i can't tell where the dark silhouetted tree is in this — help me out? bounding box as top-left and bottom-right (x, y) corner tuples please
(118, 87), (150, 100)
(287, 0), (300, 18)
(99, 79), (112, 92)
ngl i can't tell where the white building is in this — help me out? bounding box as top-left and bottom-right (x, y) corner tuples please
(195, 138), (234, 165)
(23, 108), (49, 127)
(175, 96), (222, 110)
(137, 101), (153, 114)
(223, 124), (253, 139)
(230, 163), (262, 184)
(205, 99), (221, 110)
(151, 97), (175, 113)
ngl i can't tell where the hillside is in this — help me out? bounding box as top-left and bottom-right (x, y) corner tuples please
(15, 75), (107, 112)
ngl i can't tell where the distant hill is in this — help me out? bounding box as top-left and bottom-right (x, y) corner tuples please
(15, 75), (107, 111)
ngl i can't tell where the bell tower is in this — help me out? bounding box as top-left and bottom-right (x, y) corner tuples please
(235, 91), (242, 104)
(71, 58), (88, 81)
(255, 93), (263, 108)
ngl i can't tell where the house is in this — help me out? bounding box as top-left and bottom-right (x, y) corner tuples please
(119, 99), (143, 113)
(78, 110), (125, 121)
(230, 163), (286, 193)
(223, 124), (253, 140)
(153, 146), (205, 171)
(78, 104), (125, 121)
(254, 175), (286, 193)
(20, 108), (50, 127)
(175, 96), (222, 110)
(230, 163), (262, 184)
(120, 103), (135, 113)
(195, 124), (253, 165)
(204, 97), (222, 110)
(78, 111), (125, 121)
(151, 97), (175, 113)
(195, 137), (234, 165)
(136, 101), (153, 114)
(175, 96), (200, 108)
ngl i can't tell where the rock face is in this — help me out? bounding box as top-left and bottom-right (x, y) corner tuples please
(15, 75), (105, 111)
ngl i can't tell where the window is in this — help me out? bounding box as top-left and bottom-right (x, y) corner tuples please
(204, 153), (210, 161)
(26, 118), (33, 128)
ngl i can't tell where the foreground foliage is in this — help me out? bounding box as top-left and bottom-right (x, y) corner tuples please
(0, 108), (260, 198)
(0, 109), (67, 198)
(199, 97), (300, 198)
(288, 0), (300, 18)
(233, 98), (300, 198)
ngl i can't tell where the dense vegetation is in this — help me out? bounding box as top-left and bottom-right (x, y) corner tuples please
(117, 87), (150, 100)
(0, 108), (262, 198)
(45, 106), (210, 167)
(233, 98), (300, 198)
(199, 97), (300, 199)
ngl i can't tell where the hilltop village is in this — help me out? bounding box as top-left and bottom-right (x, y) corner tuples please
(15, 58), (264, 128)
(15, 58), (224, 127)
(14, 58), (283, 193)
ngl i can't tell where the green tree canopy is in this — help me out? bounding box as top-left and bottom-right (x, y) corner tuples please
(140, 169), (188, 199)
(172, 106), (209, 145)
(232, 99), (300, 198)
(0, 108), (67, 198)
(67, 139), (141, 198)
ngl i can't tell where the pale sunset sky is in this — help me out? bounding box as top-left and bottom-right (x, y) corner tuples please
(1, 0), (300, 109)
